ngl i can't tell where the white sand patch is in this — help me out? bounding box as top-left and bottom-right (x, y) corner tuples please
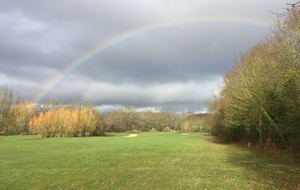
(181, 133), (190, 135)
(123, 134), (138, 137)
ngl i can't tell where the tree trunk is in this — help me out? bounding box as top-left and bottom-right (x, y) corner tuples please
(259, 113), (263, 146)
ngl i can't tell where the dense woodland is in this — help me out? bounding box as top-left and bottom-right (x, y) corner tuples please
(207, 5), (300, 158)
(0, 85), (208, 137)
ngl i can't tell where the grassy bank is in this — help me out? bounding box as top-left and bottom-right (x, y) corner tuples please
(0, 133), (299, 189)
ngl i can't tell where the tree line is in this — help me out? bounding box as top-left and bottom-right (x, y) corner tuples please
(102, 108), (209, 133)
(207, 6), (300, 157)
(0, 85), (207, 137)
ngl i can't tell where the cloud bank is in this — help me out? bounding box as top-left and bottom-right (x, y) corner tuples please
(0, 0), (288, 112)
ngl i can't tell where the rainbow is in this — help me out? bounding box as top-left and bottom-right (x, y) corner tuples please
(34, 16), (271, 103)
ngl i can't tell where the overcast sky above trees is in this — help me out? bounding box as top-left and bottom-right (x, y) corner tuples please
(0, 0), (292, 112)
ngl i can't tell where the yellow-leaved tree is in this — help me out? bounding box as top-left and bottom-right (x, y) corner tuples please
(29, 104), (99, 138)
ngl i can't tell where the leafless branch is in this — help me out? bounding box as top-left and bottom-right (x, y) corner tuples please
(286, 1), (300, 7)
(270, 1), (300, 17)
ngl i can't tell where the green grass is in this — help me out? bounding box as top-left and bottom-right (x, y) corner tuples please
(0, 133), (299, 189)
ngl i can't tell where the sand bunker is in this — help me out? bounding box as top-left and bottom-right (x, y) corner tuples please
(181, 133), (190, 135)
(123, 134), (138, 137)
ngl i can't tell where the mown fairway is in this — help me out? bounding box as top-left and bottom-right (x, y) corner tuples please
(1, 133), (299, 189)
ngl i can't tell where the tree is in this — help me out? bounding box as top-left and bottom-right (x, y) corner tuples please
(0, 85), (21, 134)
(9, 102), (36, 135)
(207, 5), (300, 156)
(28, 104), (99, 138)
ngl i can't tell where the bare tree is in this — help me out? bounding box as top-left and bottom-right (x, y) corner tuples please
(271, 1), (300, 16)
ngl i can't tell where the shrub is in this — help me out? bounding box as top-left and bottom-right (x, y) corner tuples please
(93, 126), (105, 136)
(149, 128), (157, 132)
(163, 126), (171, 132)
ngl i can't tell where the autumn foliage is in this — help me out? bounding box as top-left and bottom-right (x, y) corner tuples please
(29, 107), (98, 138)
(0, 87), (208, 138)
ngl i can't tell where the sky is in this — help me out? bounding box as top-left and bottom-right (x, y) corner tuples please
(0, 0), (292, 113)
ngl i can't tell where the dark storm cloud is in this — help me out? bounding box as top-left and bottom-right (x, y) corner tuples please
(77, 23), (265, 85)
(0, 0), (289, 112)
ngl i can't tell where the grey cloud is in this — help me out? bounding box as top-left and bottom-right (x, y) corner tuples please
(77, 23), (265, 85)
(0, 0), (289, 112)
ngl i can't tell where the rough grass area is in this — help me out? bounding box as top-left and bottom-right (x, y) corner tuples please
(0, 133), (299, 189)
